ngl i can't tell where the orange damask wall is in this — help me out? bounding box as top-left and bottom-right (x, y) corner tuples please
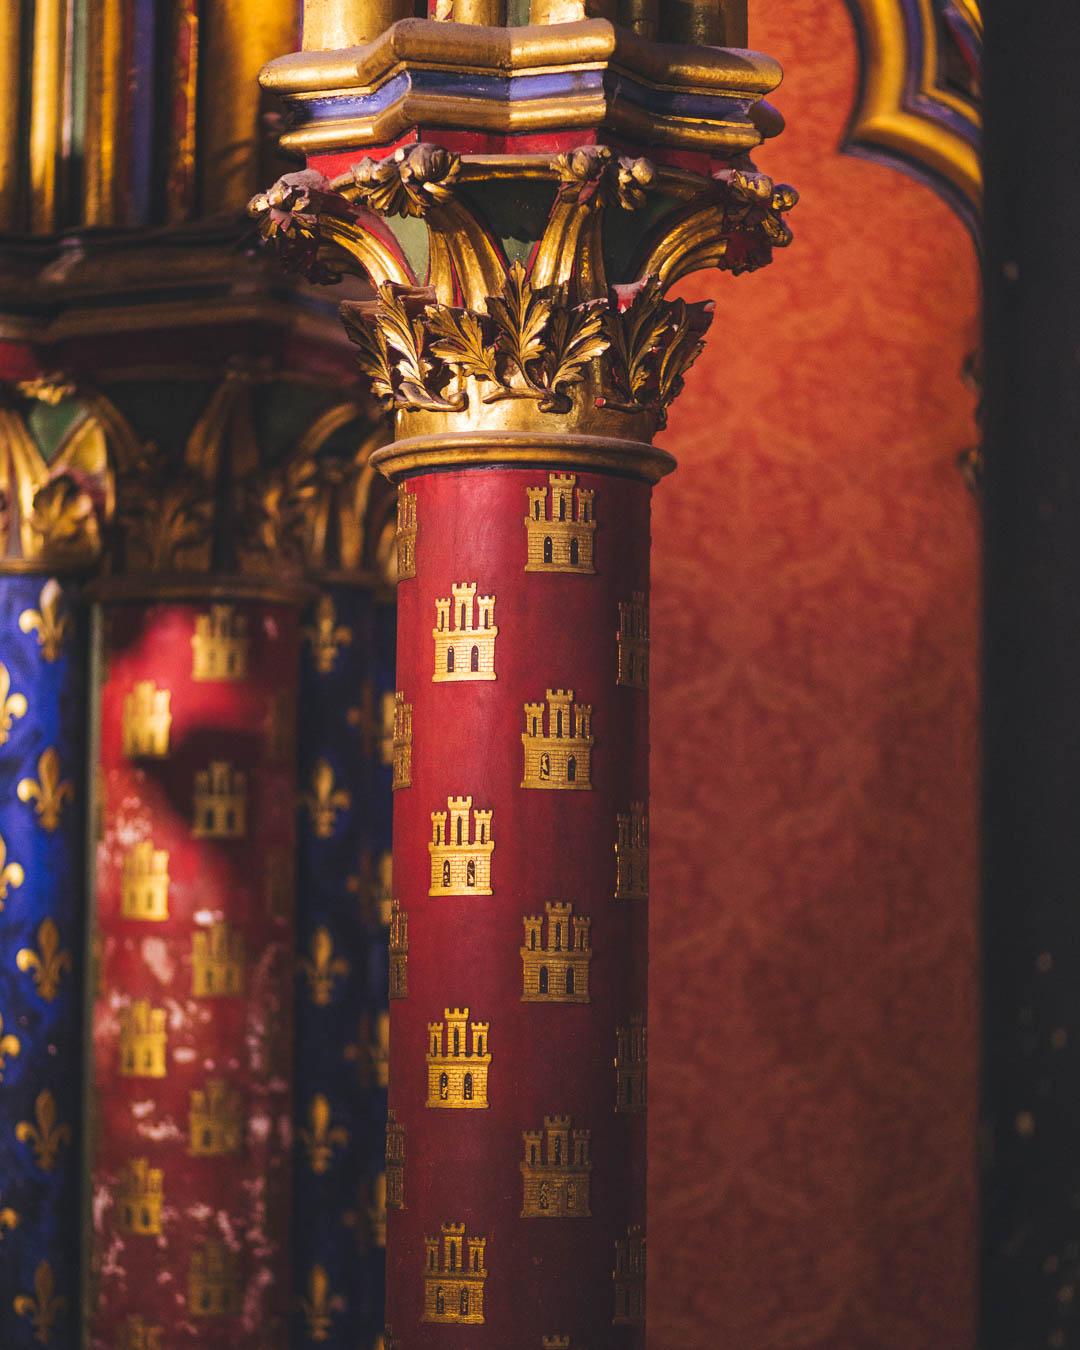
(648, 2), (981, 1346)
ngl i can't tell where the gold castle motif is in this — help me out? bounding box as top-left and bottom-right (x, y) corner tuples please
(522, 689), (593, 790)
(543, 1339), (574, 1349)
(614, 1225), (646, 1325)
(300, 1094), (349, 1175)
(16, 1089), (71, 1172)
(118, 1315), (163, 1350)
(13, 1261), (65, 1344)
(18, 747), (75, 832)
(391, 692), (412, 789)
(389, 900), (409, 999)
(16, 918), (72, 1002)
(432, 582), (497, 682)
(0, 833), (25, 908)
(117, 1157), (164, 1236)
(521, 1116), (592, 1219)
(121, 841), (170, 921)
(396, 485), (417, 580)
(189, 1239), (241, 1317)
(427, 1008), (490, 1109)
(192, 761), (247, 839)
(189, 1080), (244, 1157)
(301, 927), (350, 1006)
(19, 579), (70, 662)
(423, 1223), (487, 1326)
(616, 1016), (647, 1115)
(429, 796), (493, 896)
(522, 902), (592, 1003)
(192, 921), (245, 997)
(122, 680), (172, 758)
(304, 758), (351, 838)
(192, 605), (249, 681)
(0, 663), (27, 745)
(386, 1109), (405, 1210)
(525, 473), (596, 574)
(303, 593), (352, 675)
(369, 1171), (387, 1248)
(617, 593), (649, 689)
(119, 1000), (167, 1078)
(615, 802), (648, 900)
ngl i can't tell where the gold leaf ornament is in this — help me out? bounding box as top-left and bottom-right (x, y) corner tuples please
(15, 1089), (72, 1171)
(17, 918), (73, 1001)
(18, 748), (75, 832)
(19, 579), (69, 662)
(346, 144), (461, 219)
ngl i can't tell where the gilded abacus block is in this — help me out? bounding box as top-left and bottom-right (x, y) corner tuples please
(521, 902), (592, 1003)
(396, 484), (417, 580)
(613, 1226), (646, 1325)
(389, 899), (409, 999)
(426, 1008), (490, 1109)
(119, 1000), (167, 1078)
(521, 1116), (592, 1218)
(525, 473), (596, 573)
(391, 691), (412, 788)
(423, 1224), (486, 1325)
(189, 1239), (241, 1318)
(522, 689), (593, 790)
(429, 795), (493, 895)
(121, 841), (170, 921)
(432, 582), (497, 682)
(386, 1109), (405, 1209)
(615, 1015), (647, 1115)
(615, 802), (648, 899)
(122, 681), (171, 758)
(191, 605), (249, 681)
(189, 1080), (244, 1157)
(191, 921), (246, 998)
(617, 593), (649, 689)
(192, 761), (247, 839)
(117, 1157), (164, 1236)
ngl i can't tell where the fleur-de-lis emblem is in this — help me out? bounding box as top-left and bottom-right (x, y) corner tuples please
(14, 1260), (66, 1345)
(303, 759), (351, 839)
(299, 928), (349, 1007)
(18, 579), (69, 662)
(0, 1205), (18, 1238)
(17, 919), (73, 1002)
(344, 1011), (389, 1089)
(0, 833), (25, 910)
(18, 748), (75, 832)
(299, 1094), (349, 1175)
(0, 662), (28, 745)
(0, 1012), (21, 1080)
(303, 594), (353, 675)
(346, 683), (379, 757)
(16, 1090), (72, 1171)
(299, 1264), (334, 1342)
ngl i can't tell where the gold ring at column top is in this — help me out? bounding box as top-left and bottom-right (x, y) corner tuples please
(87, 574), (317, 606)
(371, 431), (677, 483)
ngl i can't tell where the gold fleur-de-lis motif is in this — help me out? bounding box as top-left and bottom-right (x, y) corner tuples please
(16, 919), (73, 1002)
(344, 1011), (389, 1089)
(299, 1094), (349, 1175)
(303, 594), (353, 675)
(0, 833), (25, 911)
(299, 928), (349, 1007)
(303, 759), (351, 839)
(16, 1090), (72, 1171)
(14, 1260), (66, 1345)
(0, 662), (28, 745)
(0, 1012), (21, 1080)
(18, 579), (69, 662)
(17, 748), (75, 832)
(300, 1264), (335, 1342)
(0, 1206), (18, 1238)
(346, 683), (379, 757)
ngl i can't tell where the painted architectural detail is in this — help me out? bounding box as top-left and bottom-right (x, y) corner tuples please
(303, 758), (351, 838)
(396, 484), (417, 580)
(122, 681), (172, 758)
(615, 1015), (647, 1115)
(188, 1080), (244, 1157)
(613, 1225), (646, 1325)
(191, 921), (245, 998)
(615, 802), (648, 899)
(192, 761), (247, 839)
(300, 1094), (349, 1175)
(522, 689), (593, 790)
(300, 927), (349, 1006)
(119, 1000), (167, 1078)
(617, 593), (649, 689)
(302, 593), (352, 674)
(389, 899), (409, 999)
(525, 473), (596, 574)
(542, 1338), (573, 1349)
(423, 1223), (487, 1325)
(429, 796), (493, 895)
(118, 1315), (163, 1350)
(521, 902), (592, 1003)
(191, 605), (249, 681)
(426, 1008), (491, 1109)
(432, 583), (497, 682)
(188, 1239), (241, 1317)
(386, 1109), (405, 1209)
(121, 841), (170, 921)
(391, 692), (413, 788)
(117, 1158), (164, 1236)
(521, 1116), (592, 1218)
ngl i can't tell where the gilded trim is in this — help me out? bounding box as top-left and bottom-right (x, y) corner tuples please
(371, 431), (675, 484)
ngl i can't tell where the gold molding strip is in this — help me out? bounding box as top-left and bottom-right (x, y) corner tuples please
(83, 0), (124, 226)
(371, 431), (676, 484)
(29, 0), (66, 233)
(0, 0), (24, 231)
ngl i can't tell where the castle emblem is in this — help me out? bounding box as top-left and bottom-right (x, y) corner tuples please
(389, 900), (409, 999)
(189, 1239), (241, 1317)
(543, 1339), (574, 1349)
(613, 1225), (646, 1325)
(521, 1115), (592, 1218)
(432, 583), (497, 681)
(119, 1000), (167, 1078)
(121, 841), (170, 921)
(122, 681), (171, 758)
(522, 902), (592, 1003)
(617, 593), (649, 689)
(192, 921), (245, 997)
(192, 761), (246, 839)
(117, 1157), (163, 1236)
(391, 692), (412, 789)
(189, 1080), (243, 1157)
(429, 796), (493, 896)
(423, 1223), (486, 1325)
(396, 484), (417, 580)
(522, 690), (593, 790)
(118, 1315), (163, 1350)
(615, 802), (648, 899)
(191, 605), (249, 681)
(386, 1109), (405, 1210)
(615, 1015), (647, 1115)
(525, 472), (596, 573)
(426, 1008), (490, 1109)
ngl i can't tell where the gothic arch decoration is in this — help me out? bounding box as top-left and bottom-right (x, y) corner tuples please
(843, 0), (982, 236)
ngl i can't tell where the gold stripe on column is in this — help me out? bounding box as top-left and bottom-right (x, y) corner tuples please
(0, 0), (24, 232)
(301, 0), (413, 50)
(82, 0), (124, 227)
(29, 0), (66, 233)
